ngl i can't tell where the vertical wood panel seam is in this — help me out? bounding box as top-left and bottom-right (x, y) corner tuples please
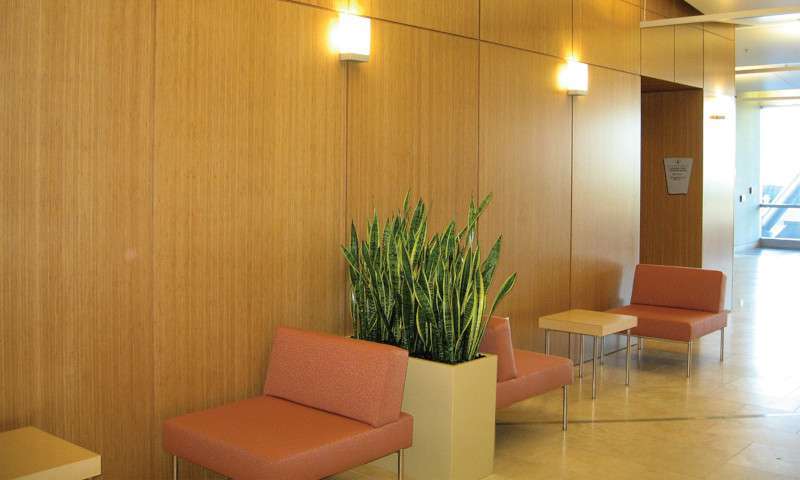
(150, 0), (158, 474)
(568, 0), (575, 314)
(673, 26), (676, 82)
(344, 60), (350, 333)
(477, 0), (481, 218)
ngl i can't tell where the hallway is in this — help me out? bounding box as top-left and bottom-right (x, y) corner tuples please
(345, 250), (800, 479)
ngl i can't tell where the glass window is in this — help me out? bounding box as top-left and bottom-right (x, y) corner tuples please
(760, 105), (800, 240)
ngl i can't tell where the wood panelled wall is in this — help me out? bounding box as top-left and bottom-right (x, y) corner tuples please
(1, 0), (698, 478)
(641, 89), (704, 267)
(639, 24), (736, 307)
(0, 1), (155, 478)
(702, 27), (736, 307)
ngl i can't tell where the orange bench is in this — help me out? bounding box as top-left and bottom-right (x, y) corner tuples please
(480, 317), (573, 430)
(608, 264), (727, 377)
(163, 327), (412, 480)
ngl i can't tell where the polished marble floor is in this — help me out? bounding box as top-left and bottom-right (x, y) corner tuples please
(337, 249), (800, 479)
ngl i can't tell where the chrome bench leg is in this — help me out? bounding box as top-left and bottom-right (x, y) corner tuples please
(720, 327), (725, 362)
(592, 336), (600, 399)
(397, 450), (404, 480)
(545, 329), (551, 354)
(562, 385), (569, 431)
(567, 333), (572, 361)
(626, 329), (631, 386)
(687, 341), (693, 378)
(600, 337), (605, 365)
(173, 456), (178, 480)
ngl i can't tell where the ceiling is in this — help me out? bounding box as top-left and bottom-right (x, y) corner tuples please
(685, 0), (800, 92)
(687, 0), (800, 13)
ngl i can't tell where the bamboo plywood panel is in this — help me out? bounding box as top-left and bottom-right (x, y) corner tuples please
(574, 0), (641, 74)
(295, 0), (349, 10)
(0, 1), (155, 478)
(478, 43), (572, 351)
(347, 20), (479, 231)
(704, 30), (735, 97)
(0, 0), (43, 438)
(154, 0), (347, 477)
(675, 25), (704, 88)
(641, 26), (675, 82)
(480, 0), (572, 59)
(640, 90), (704, 268)
(704, 22), (735, 41)
(352, 0), (479, 38)
(571, 67), (641, 310)
(644, 0), (675, 18)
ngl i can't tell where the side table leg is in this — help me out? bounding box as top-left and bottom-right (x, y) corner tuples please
(545, 329), (551, 355)
(568, 332), (572, 361)
(592, 336), (600, 399)
(626, 329), (631, 386)
(600, 337), (605, 366)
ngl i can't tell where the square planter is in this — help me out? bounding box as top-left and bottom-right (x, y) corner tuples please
(372, 354), (497, 480)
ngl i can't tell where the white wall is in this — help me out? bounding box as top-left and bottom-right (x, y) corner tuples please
(734, 99), (761, 249)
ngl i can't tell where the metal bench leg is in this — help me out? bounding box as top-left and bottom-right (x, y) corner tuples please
(567, 333), (572, 361)
(562, 385), (569, 431)
(592, 336), (600, 399)
(545, 329), (551, 354)
(687, 341), (692, 378)
(173, 456), (178, 480)
(626, 329), (631, 386)
(720, 327), (725, 362)
(397, 450), (404, 480)
(600, 337), (605, 365)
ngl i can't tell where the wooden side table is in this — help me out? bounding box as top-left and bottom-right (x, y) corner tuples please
(0, 427), (101, 480)
(539, 309), (638, 399)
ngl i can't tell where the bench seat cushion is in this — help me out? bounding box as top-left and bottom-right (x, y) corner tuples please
(497, 349), (572, 409)
(164, 395), (412, 480)
(608, 304), (727, 342)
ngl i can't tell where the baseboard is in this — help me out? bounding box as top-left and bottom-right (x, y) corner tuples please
(734, 241), (759, 253)
(758, 238), (800, 250)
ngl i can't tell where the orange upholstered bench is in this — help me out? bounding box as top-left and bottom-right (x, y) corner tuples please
(607, 264), (727, 377)
(163, 327), (412, 480)
(480, 316), (573, 430)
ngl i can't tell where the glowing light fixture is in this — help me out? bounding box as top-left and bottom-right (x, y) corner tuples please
(333, 13), (370, 62)
(707, 94), (732, 120)
(560, 58), (589, 96)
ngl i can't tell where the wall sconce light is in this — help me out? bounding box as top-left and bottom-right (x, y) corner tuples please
(333, 13), (370, 62)
(560, 58), (589, 96)
(707, 94), (731, 120)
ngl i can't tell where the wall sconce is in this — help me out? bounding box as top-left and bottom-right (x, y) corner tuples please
(560, 59), (589, 96)
(707, 94), (731, 120)
(333, 13), (370, 62)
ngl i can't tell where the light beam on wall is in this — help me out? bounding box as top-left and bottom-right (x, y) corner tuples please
(560, 58), (589, 96)
(333, 13), (370, 62)
(707, 94), (732, 120)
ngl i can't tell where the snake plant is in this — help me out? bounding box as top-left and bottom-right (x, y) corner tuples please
(342, 194), (517, 364)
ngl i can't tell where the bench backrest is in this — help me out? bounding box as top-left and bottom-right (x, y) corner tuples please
(631, 264), (726, 313)
(479, 316), (518, 382)
(263, 327), (408, 428)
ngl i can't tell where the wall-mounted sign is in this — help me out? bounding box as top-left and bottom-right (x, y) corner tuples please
(664, 157), (693, 195)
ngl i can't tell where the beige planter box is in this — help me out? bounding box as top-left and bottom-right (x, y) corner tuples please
(371, 354), (497, 480)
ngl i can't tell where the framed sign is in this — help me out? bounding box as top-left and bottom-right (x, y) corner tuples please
(663, 157), (693, 195)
